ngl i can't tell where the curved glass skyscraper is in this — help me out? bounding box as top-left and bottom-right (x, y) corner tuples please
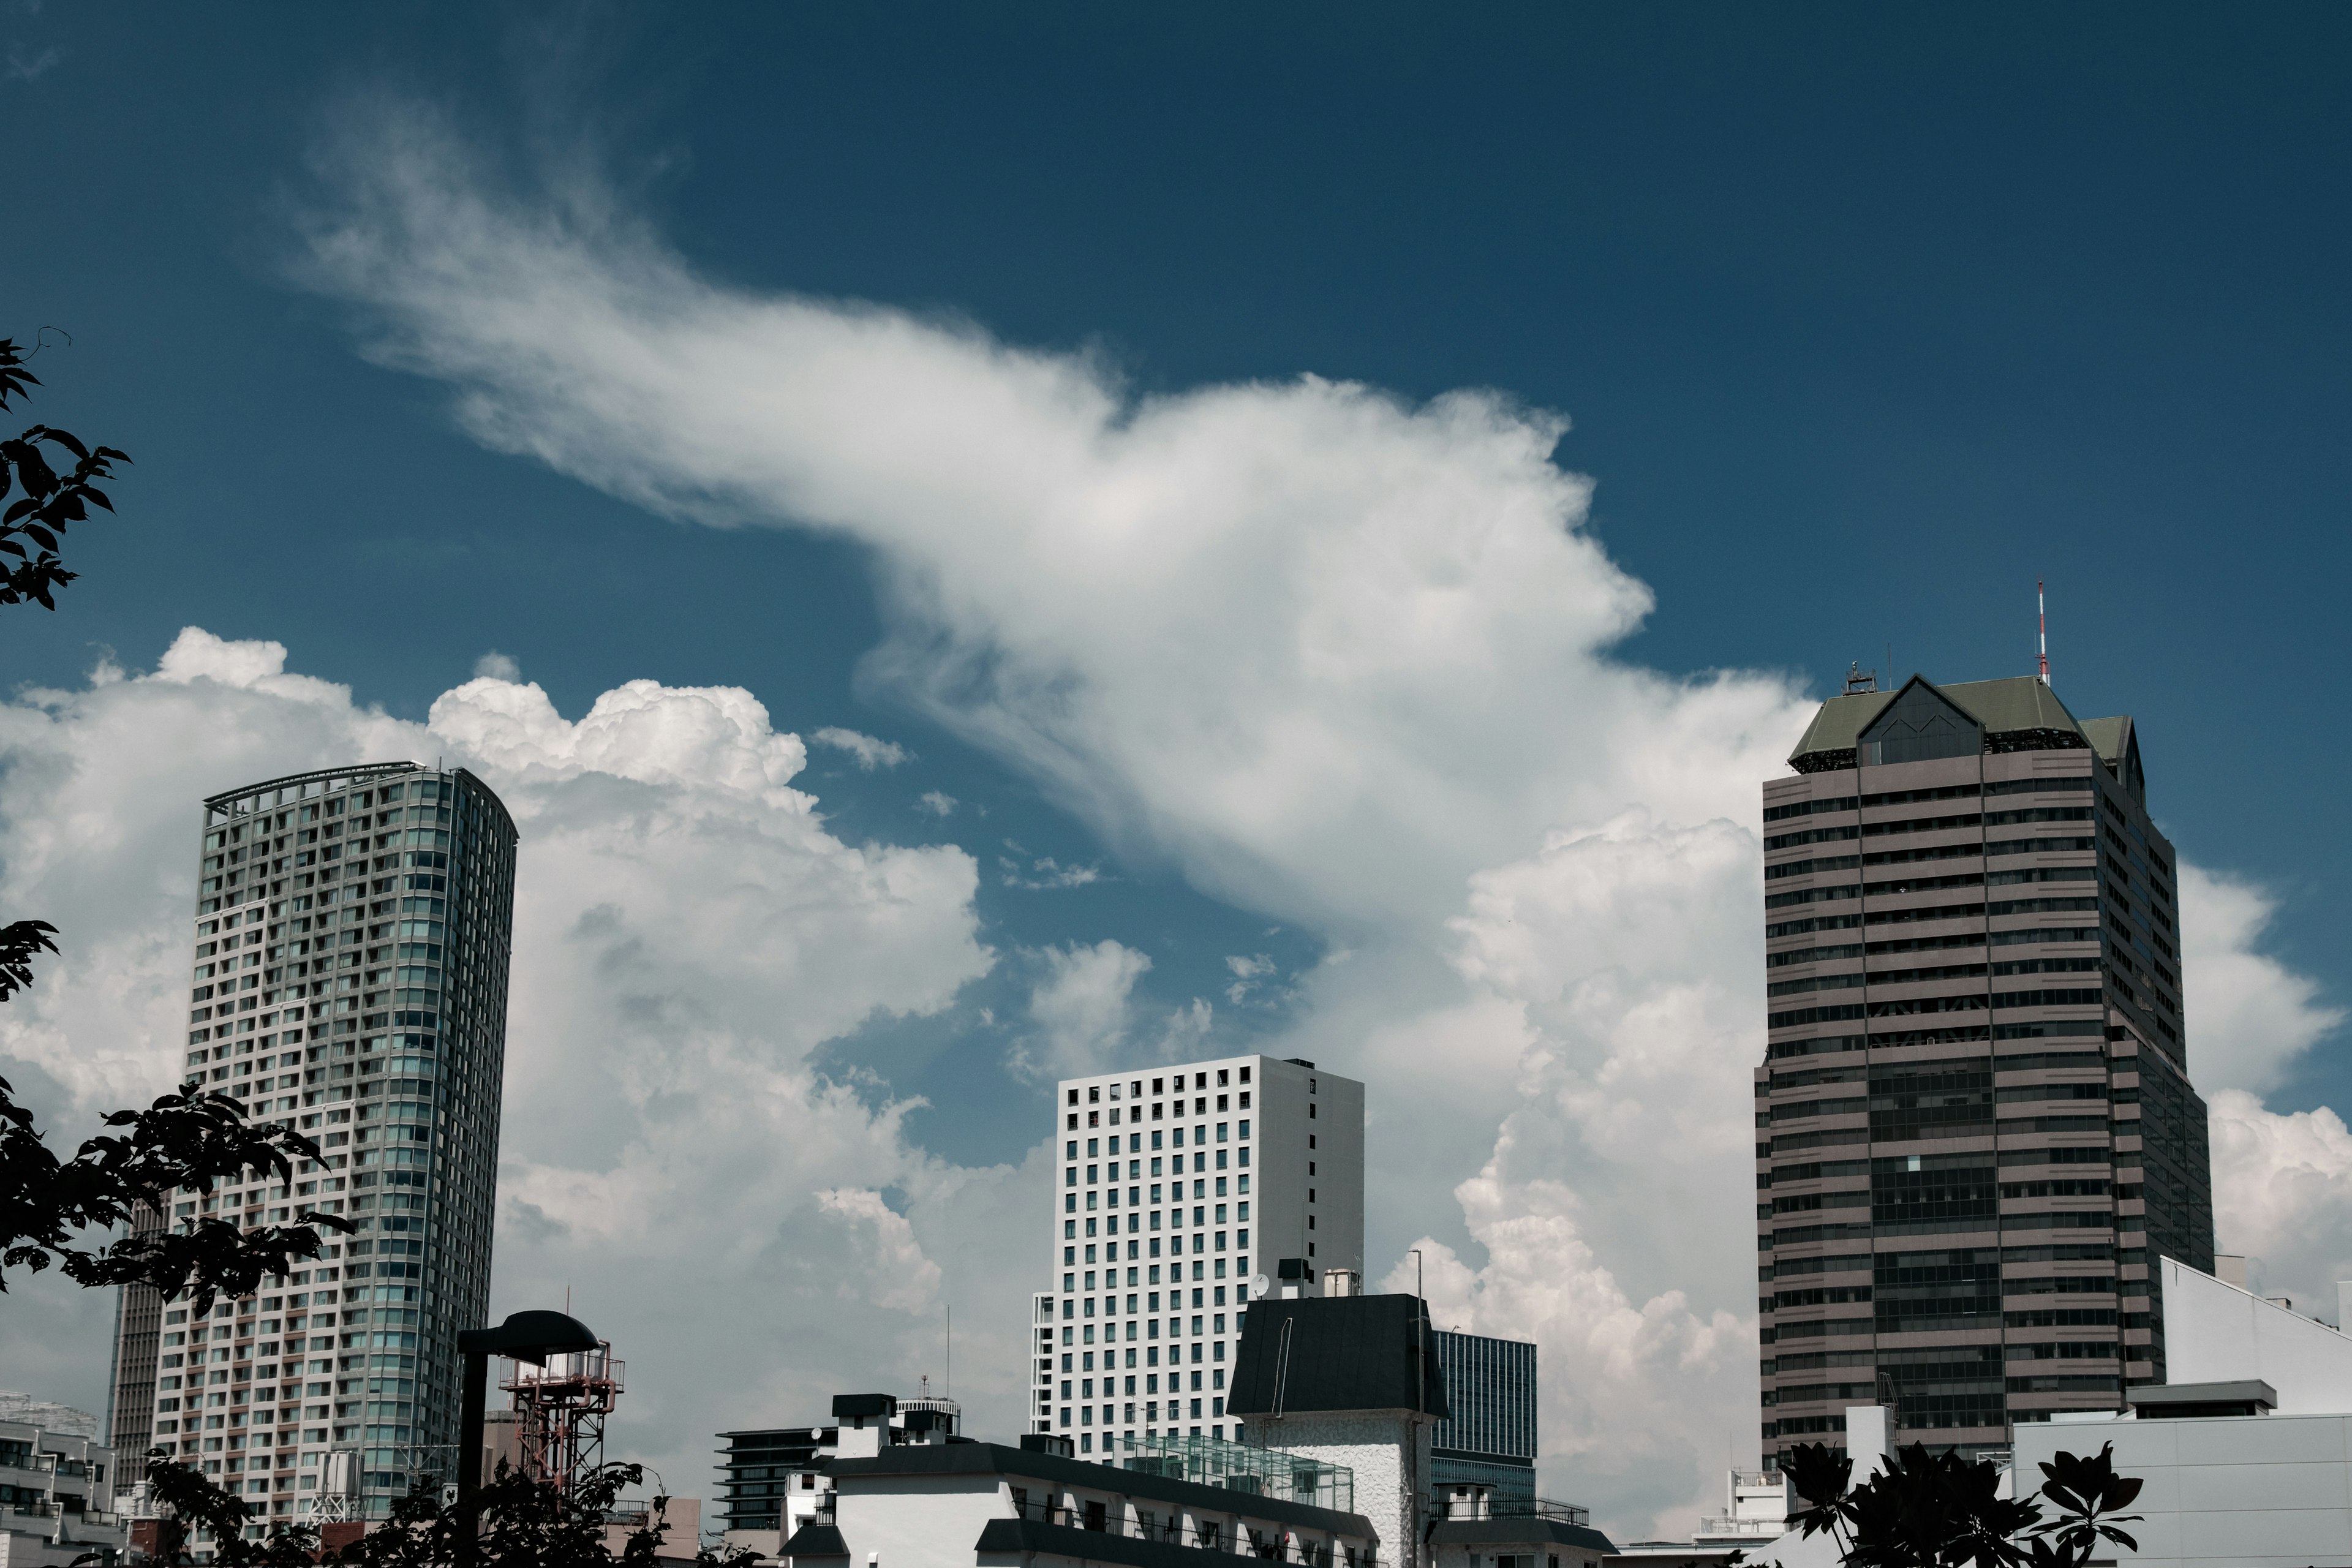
(108, 761), (516, 1534)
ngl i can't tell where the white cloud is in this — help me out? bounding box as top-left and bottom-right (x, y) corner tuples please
(1224, 952), (1275, 1005)
(282, 109), (2352, 1537)
(813, 726), (911, 771)
(1000, 855), (1099, 891)
(2209, 1090), (2352, 1306)
(2179, 864), (2344, 1095)
(0, 630), (1013, 1509)
(472, 650), (522, 682)
(1013, 940), (1153, 1082)
(282, 111), (1807, 1531)
(916, 788), (957, 816)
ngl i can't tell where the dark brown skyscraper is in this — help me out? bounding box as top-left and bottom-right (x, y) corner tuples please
(1757, 674), (2213, 1464)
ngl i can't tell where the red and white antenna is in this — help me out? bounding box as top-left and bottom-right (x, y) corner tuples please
(2037, 579), (2049, 685)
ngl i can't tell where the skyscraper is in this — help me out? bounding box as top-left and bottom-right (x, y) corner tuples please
(111, 762), (516, 1529)
(1757, 674), (2213, 1464)
(1430, 1329), (1537, 1502)
(1028, 1054), (1365, 1458)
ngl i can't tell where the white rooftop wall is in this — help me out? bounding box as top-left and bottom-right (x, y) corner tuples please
(2160, 1259), (2352, 1414)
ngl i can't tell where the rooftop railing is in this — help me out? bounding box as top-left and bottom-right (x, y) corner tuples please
(1006, 1491), (1372, 1567)
(1126, 1433), (1354, 1514)
(1694, 1515), (1789, 1537)
(1428, 1494), (1590, 1527)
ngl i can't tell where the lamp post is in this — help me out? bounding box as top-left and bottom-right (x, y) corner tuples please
(454, 1309), (600, 1567)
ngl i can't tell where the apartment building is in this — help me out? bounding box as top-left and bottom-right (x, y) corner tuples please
(1029, 1054), (1365, 1458)
(108, 761), (518, 1529)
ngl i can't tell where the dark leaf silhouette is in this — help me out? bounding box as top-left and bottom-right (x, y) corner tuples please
(1769, 1438), (2142, 1567)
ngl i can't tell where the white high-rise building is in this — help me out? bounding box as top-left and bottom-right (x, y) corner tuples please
(1027, 1054), (1365, 1459)
(111, 762), (516, 1534)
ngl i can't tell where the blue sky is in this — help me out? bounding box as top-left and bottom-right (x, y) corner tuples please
(6, 2), (2351, 1531)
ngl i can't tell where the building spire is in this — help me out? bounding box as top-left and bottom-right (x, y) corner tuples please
(2037, 578), (2050, 685)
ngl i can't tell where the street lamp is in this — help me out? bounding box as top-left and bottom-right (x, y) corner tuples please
(454, 1309), (600, 1566)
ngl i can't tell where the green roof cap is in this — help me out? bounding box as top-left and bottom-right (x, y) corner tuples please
(1789, 676), (2088, 765)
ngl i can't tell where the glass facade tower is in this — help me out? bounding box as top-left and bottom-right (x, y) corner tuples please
(110, 761), (516, 1531)
(1757, 676), (2213, 1465)
(1430, 1329), (1537, 1501)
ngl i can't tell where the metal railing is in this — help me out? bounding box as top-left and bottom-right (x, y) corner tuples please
(1694, 1515), (1789, 1537)
(1007, 1492), (1371, 1566)
(1127, 1432), (1354, 1513)
(1428, 1495), (1590, 1527)
(0, 1502), (126, 1529)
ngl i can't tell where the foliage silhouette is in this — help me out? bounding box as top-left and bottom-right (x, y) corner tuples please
(1780, 1439), (2141, 1568)
(122, 1449), (760, 1567)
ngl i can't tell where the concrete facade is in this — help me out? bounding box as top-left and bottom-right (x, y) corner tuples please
(0, 1417), (125, 1568)
(1240, 1411), (1432, 1568)
(2013, 1411), (2352, 1568)
(1758, 675), (2214, 1462)
(2156, 1258), (2352, 1412)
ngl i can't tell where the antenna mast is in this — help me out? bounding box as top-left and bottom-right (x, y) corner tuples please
(2037, 579), (2049, 685)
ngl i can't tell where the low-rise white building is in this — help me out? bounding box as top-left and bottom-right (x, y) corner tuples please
(2007, 1259), (2352, 1568)
(0, 1412), (126, 1568)
(784, 1400), (1380, 1568)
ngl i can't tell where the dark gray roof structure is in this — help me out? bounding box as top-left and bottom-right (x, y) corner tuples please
(2127, 1379), (2277, 1419)
(782, 1522), (850, 1559)
(1225, 1295), (1449, 1420)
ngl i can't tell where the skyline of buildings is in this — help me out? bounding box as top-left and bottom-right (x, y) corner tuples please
(103, 761), (518, 1527)
(1030, 1054), (1366, 1458)
(1757, 671), (2215, 1463)
(47, 664), (2231, 1546)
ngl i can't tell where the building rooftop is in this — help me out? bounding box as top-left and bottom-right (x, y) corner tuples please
(1226, 1295), (1449, 1421)
(1789, 675), (2091, 761)
(1785, 673), (2140, 796)
(824, 1440), (1377, 1538)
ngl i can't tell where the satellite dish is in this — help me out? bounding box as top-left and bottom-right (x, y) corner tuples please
(1250, 1273), (1271, 1297)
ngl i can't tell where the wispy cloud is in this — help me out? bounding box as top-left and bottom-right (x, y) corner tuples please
(997, 854), (1099, 891)
(915, 789), (957, 816)
(812, 726), (911, 770)
(4, 43), (60, 83)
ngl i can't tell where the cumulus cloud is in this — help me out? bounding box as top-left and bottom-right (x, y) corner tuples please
(281, 106), (2352, 1536)
(472, 650), (521, 682)
(813, 726), (911, 770)
(281, 107), (1806, 1532)
(0, 630), (1014, 1504)
(2179, 865), (2345, 1095)
(1012, 940), (1154, 1082)
(916, 788), (957, 816)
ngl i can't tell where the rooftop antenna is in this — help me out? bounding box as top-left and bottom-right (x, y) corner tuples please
(2037, 579), (2049, 685)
